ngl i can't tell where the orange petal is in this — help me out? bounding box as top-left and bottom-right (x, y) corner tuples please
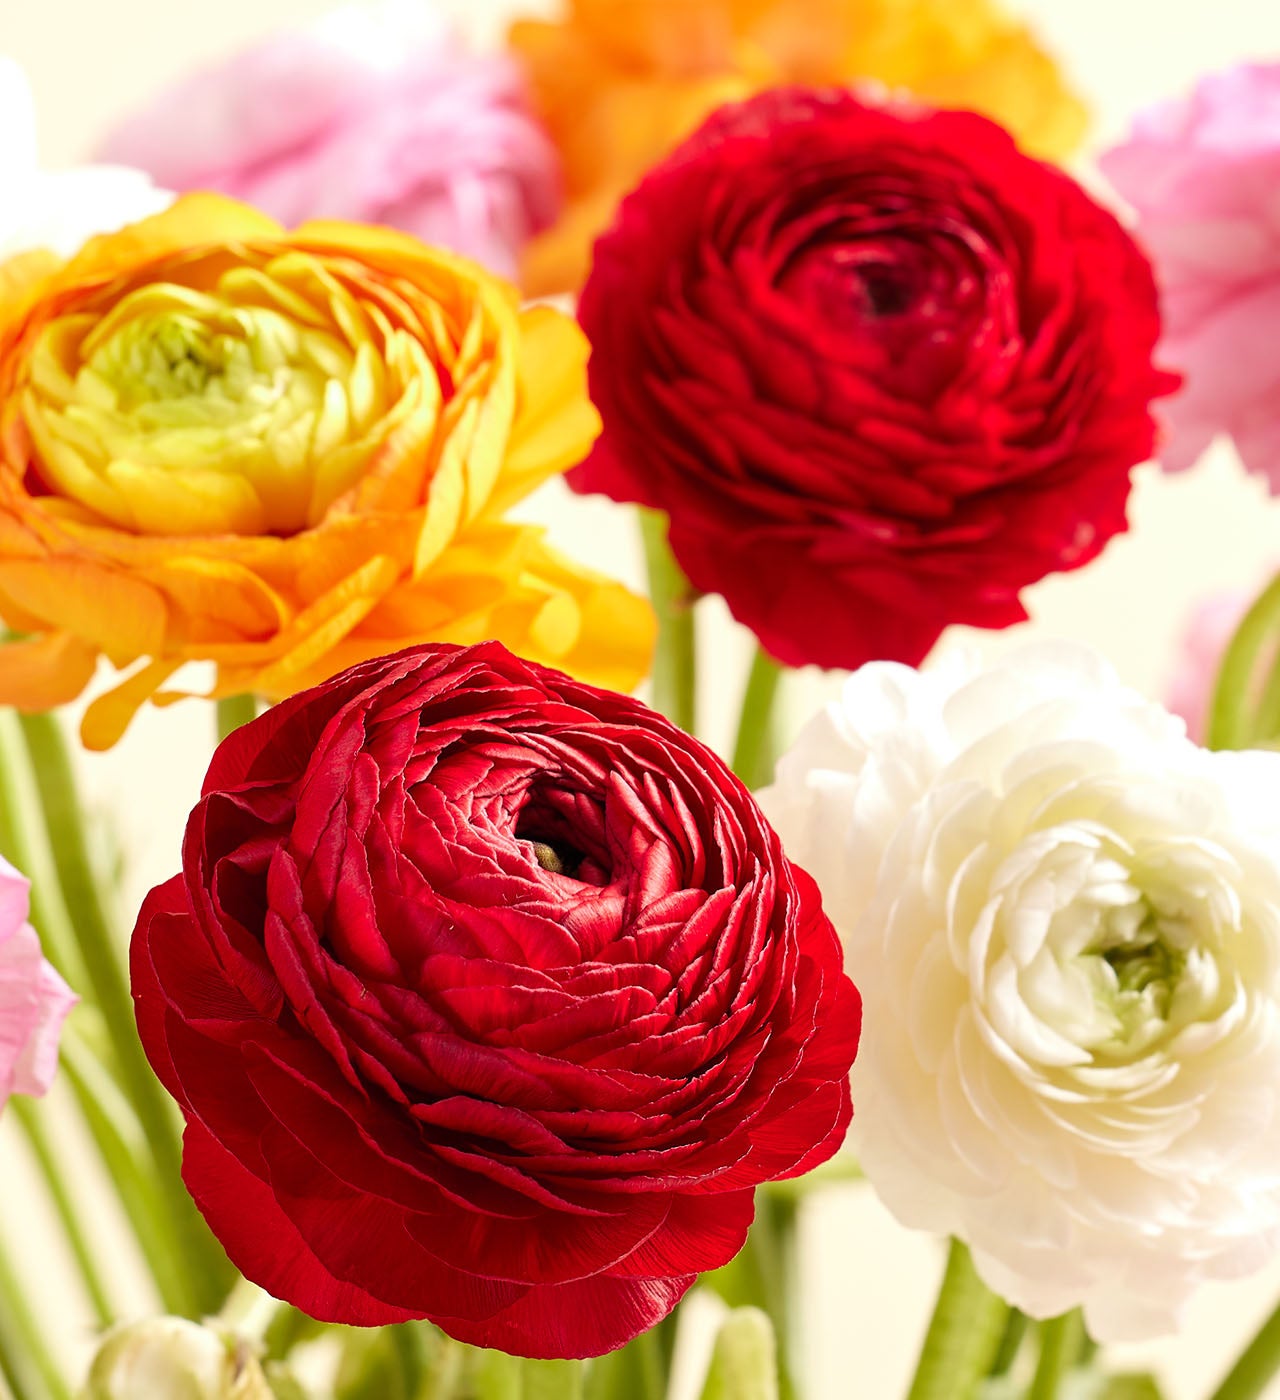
(80, 658), (183, 751)
(0, 249), (61, 324)
(0, 632), (98, 710)
(0, 558), (167, 662)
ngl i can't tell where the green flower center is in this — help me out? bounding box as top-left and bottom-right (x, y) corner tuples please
(21, 257), (434, 537)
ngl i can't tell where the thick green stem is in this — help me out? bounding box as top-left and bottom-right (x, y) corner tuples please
(906, 1240), (1008, 1400)
(639, 510), (698, 734)
(215, 694), (258, 744)
(731, 647), (785, 792)
(0, 1222), (70, 1400)
(1207, 574), (1280, 750)
(15, 711), (231, 1316)
(10, 1097), (114, 1328)
(1027, 1312), (1085, 1400)
(1209, 1298), (1280, 1400)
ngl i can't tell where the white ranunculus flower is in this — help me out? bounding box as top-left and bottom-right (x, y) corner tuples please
(0, 56), (170, 260)
(761, 643), (1280, 1342)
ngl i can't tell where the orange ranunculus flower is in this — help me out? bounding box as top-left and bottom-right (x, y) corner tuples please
(511, 0), (1090, 295)
(0, 195), (654, 749)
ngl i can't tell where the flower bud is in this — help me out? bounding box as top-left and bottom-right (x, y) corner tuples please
(80, 1318), (273, 1400)
(699, 1308), (779, 1400)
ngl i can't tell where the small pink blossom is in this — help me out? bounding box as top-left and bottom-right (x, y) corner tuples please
(1101, 65), (1280, 486)
(97, 0), (561, 279)
(0, 857), (74, 1106)
(1166, 590), (1252, 744)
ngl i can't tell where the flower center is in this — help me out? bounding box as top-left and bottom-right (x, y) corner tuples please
(524, 837), (581, 878)
(1083, 904), (1189, 1046)
(20, 254), (434, 537)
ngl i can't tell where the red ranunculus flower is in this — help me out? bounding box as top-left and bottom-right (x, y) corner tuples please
(131, 641), (859, 1358)
(571, 88), (1176, 671)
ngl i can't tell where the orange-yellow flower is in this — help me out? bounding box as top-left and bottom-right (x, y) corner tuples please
(0, 195), (654, 748)
(511, 0), (1090, 295)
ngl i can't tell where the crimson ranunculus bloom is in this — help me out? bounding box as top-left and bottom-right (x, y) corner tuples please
(131, 641), (859, 1358)
(571, 88), (1176, 671)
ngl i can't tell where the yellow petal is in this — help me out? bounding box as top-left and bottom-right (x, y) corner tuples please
(58, 194), (283, 287)
(487, 306), (601, 517)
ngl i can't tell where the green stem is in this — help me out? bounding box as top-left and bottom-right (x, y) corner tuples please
(10, 1096), (115, 1328)
(216, 694), (258, 744)
(523, 1361), (585, 1400)
(639, 510), (697, 734)
(389, 1323), (434, 1397)
(0, 711), (88, 993)
(59, 1019), (193, 1316)
(0, 1315), (37, 1400)
(1026, 1312), (1085, 1400)
(731, 647), (785, 791)
(1208, 1297), (1280, 1400)
(15, 711), (231, 1316)
(263, 1306), (316, 1362)
(1207, 574), (1280, 750)
(583, 1344), (651, 1400)
(987, 1310), (1028, 1378)
(465, 1349), (516, 1400)
(703, 1193), (798, 1400)
(642, 1330), (668, 1400)
(0, 1221), (70, 1400)
(906, 1240), (1008, 1400)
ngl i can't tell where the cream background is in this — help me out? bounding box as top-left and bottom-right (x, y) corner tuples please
(5, 0), (1280, 1393)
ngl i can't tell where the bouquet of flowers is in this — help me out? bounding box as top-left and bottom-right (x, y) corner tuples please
(3, 2), (1280, 1398)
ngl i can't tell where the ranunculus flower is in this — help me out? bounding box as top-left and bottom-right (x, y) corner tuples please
(1166, 588), (1251, 744)
(572, 89), (1172, 672)
(0, 56), (170, 260)
(0, 196), (653, 749)
(98, 2), (560, 282)
(81, 1318), (276, 1400)
(1101, 65), (1280, 484)
(0, 856), (75, 1107)
(131, 641), (859, 1358)
(510, 0), (1088, 294)
(762, 643), (1280, 1340)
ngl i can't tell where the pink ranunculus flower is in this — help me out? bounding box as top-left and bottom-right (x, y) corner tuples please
(0, 857), (75, 1106)
(97, 0), (562, 280)
(1101, 65), (1280, 484)
(1167, 589), (1252, 744)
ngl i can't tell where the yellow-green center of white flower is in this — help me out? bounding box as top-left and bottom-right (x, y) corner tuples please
(21, 255), (435, 536)
(981, 822), (1242, 1079)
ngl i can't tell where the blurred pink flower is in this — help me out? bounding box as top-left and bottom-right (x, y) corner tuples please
(97, 1), (561, 279)
(0, 857), (74, 1107)
(1167, 589), (1252, 743)
(1101, 65), (1280, 485)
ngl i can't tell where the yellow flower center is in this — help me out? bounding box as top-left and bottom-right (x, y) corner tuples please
(21, 252), (436, 536)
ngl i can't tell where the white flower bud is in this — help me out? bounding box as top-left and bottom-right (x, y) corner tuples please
(81, 1318), (274, 1400)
